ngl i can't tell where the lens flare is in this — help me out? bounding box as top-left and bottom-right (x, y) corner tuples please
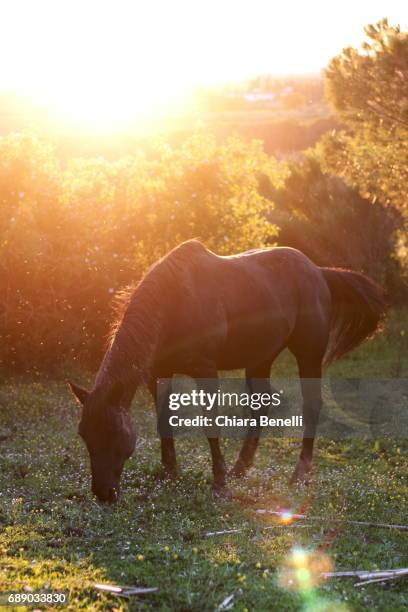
(278, 546), (333, 592)
(280, 510), (294, 524)
(292, 546), (309, 568)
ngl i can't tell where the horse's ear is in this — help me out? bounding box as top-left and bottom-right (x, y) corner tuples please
(107, 381), (124, 406)
(67, 381), (89, 406)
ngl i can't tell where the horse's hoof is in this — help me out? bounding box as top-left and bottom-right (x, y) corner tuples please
(289, 462), (312, 487)
(153, 467), (177, 482)
(212, 485), (233, 500)
(229, 460), (248, 480)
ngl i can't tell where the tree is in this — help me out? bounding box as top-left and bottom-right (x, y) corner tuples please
(325, 19), (408, 132)
(319, 19), (408, 273)
(263, 156), (402, 290)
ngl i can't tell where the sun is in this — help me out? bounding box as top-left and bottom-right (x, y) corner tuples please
(43, 80), (183, 132)
(2, 1), (197, 132)
(31, 20), (192, 132)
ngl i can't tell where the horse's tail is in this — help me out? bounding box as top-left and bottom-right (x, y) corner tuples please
(321, 268), (387, 365)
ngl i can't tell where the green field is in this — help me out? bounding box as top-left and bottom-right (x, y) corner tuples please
(0, 315), (407, 611)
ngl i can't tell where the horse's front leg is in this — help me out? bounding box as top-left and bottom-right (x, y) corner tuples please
(290, 361), (322, 485)
(230, 363), (273, 479)
(207, 437), (230, 499)
(149, 377), (177, 480)
(191, 366), (230, 499)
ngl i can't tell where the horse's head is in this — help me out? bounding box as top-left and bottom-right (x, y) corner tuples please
(68, 381), (136, 503)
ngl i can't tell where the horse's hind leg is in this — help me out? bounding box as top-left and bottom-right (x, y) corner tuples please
(188, 365), (230, 499)
(201, 376), (230, 499)
(288, 287), (330, 484)
(230, 362), (274, 479)
(289, 356), (323, 485)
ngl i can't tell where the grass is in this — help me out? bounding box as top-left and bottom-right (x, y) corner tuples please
(0, 314), (407, 611)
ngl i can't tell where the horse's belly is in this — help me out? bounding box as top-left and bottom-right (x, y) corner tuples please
(216, 316), (291, 370)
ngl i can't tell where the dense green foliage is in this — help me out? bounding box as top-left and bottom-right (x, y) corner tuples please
(0, 132), (277, 373)
(263, 157), (403, 293)
(321, 19), (408, 267)
(325, 20), (408, 134)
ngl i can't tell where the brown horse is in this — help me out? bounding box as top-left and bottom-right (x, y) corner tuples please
(69, 240), (386, 502)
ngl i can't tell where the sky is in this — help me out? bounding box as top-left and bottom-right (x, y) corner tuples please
(1, 0), (407, 125)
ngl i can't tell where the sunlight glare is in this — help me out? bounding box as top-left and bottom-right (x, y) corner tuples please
(1, 0), (407, 130)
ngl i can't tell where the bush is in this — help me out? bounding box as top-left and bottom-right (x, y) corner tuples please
(0, 132), (277, 373)
(261, 156), (403, 293)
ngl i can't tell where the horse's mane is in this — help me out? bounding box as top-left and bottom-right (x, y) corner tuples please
(109, 240), (207, 338)
(103, 240), (209, 382)
(108, 283), (138, 348)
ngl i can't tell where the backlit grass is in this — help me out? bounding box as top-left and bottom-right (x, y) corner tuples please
(0, 316), (407, 610)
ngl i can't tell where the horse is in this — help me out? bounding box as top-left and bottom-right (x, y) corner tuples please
(68, 239), (386, 502)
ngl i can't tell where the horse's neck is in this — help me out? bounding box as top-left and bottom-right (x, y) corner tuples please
(95, 340), (145, 400)
(95, 297), (162, 397)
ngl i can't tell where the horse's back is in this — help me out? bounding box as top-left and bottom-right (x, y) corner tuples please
(167, 240), (321, 280)
(155, 241), (331, 371)
(165, 243), (309, 369)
